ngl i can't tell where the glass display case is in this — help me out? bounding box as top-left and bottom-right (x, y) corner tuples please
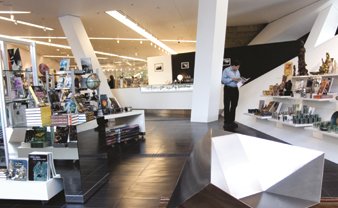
(140, 83), (193, 92)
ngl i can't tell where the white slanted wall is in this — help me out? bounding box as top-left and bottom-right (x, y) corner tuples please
(236, 0), (338, 164)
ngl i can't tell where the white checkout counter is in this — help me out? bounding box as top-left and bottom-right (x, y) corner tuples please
(111, 84), (224, 110)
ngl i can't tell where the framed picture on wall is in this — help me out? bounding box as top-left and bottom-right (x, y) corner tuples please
(154, 63), (163, 72)
(181, 62), (189, 69)
(223, 58), (231, 66)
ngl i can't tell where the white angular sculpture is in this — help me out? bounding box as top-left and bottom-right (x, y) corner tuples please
(168, 129), (324, 208)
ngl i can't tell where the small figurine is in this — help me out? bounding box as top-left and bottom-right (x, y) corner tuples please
(297, 40), (309, 76)
(273, 83), (279, 96)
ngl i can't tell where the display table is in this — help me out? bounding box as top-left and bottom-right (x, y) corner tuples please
(104, 110), (146, 134)
(0, 177), (63, 201)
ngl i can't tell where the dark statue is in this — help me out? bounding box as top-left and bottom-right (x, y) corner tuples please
(297, 40), (308, 76)
(284, 80), (293, 96)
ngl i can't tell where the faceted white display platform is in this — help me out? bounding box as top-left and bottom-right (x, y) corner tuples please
(168, 129), (325, 208)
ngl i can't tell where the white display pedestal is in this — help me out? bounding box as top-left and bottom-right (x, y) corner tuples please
(17, 146), (79, 160)
(0, 177), (63, 201)
(104, 110), (146, 133)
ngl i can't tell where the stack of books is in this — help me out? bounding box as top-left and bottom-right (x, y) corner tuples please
(25, 106), (51, 127)
(28, 151), (58, 181)
(50, 114), (79, 126)
(78, 111), (95, 123)
(106, 124), (140, 146)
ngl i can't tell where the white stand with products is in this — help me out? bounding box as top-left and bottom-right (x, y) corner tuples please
(0, 177), (63, 201)
(104, 110), (146, 133)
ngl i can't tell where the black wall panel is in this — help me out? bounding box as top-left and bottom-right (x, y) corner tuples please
(224, 41), (300, 85)
(171, 40), (302, 85)
(171, 52), (195, 83)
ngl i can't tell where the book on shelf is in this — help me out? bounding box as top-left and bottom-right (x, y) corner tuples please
(294, 80), (304, 92)
(59, 59), (70, 71)
(65, 99), (77, 114)
(51, 114), (79, 126)
(109, 97), (121, 109)
(25, 106), (51, 126)
(56, 76), (65, 89)
(64, 74), (72, 89)
(11, 76), (25, 98)
(317, 78), (328, 95)
(270, 101), (280, 113)
(29, 85), (50, 107)
(72, 95), (89, 113)
(258, 100), (265, 111)
(28, 152), (57, 181)
(6, 158), (28, 181)
(81, 57), (93, 74)
(100, 94), (108, 109)
(284, 62), (293, 75)
(276, 102), (283, 114)
(69, 126), (78, 141)
(324, 77), (334, 93)
(48, 90), (62, 113)
(8, 48), (23, 71)
(265, 101), (275, 112)
(78, 111), (95, 122)
(80, 77), (87, 89)
(54, 126), (69, 144)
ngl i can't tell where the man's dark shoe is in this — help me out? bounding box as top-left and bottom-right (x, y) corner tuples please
(223, 124), (233, 131)
(231, 122), (238, 128)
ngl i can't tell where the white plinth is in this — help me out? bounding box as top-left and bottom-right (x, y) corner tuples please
(17, 146), (78, 160)
(0, 177), (63, 201)
(104, 110), (146, 133)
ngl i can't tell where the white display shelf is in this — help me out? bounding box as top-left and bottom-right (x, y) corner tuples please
(17, 146), (78, 160)
(305, 127), (338, 138)
(292, 74), (338, 79)
(261, 95), (334, 101)
(260, 95), (291, 98)
(0, 177), (63, 201)
(104, 110), (145, 133)
(287, 97), (334, 101)
(243, 113), (271, 119)
(267, 118), (313, 127)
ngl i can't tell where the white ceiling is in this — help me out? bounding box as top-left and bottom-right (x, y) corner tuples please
(0, 0), (320, 69)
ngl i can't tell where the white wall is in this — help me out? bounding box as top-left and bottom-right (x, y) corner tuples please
(147, 55), (172, 85)
(249, 0), (332, 45)
(236, 35), (338, 164)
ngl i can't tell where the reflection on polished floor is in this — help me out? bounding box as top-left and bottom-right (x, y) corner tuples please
(0, 115), (338, 207)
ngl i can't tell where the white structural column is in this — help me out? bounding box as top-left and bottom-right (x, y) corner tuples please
(305, 4), (338, 50)
(190, 0), (228, 123)
(59, 15), (112, 97)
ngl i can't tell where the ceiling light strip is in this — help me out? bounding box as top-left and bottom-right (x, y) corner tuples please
(13, 36), (194, 43)
(0, 15), (53, 30)
(0, 11), (31, 14)
(105, 10), (177, 54)
(0, 35), (146, 62)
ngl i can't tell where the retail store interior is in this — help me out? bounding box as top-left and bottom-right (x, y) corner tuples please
(1, 0), (338, 207)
